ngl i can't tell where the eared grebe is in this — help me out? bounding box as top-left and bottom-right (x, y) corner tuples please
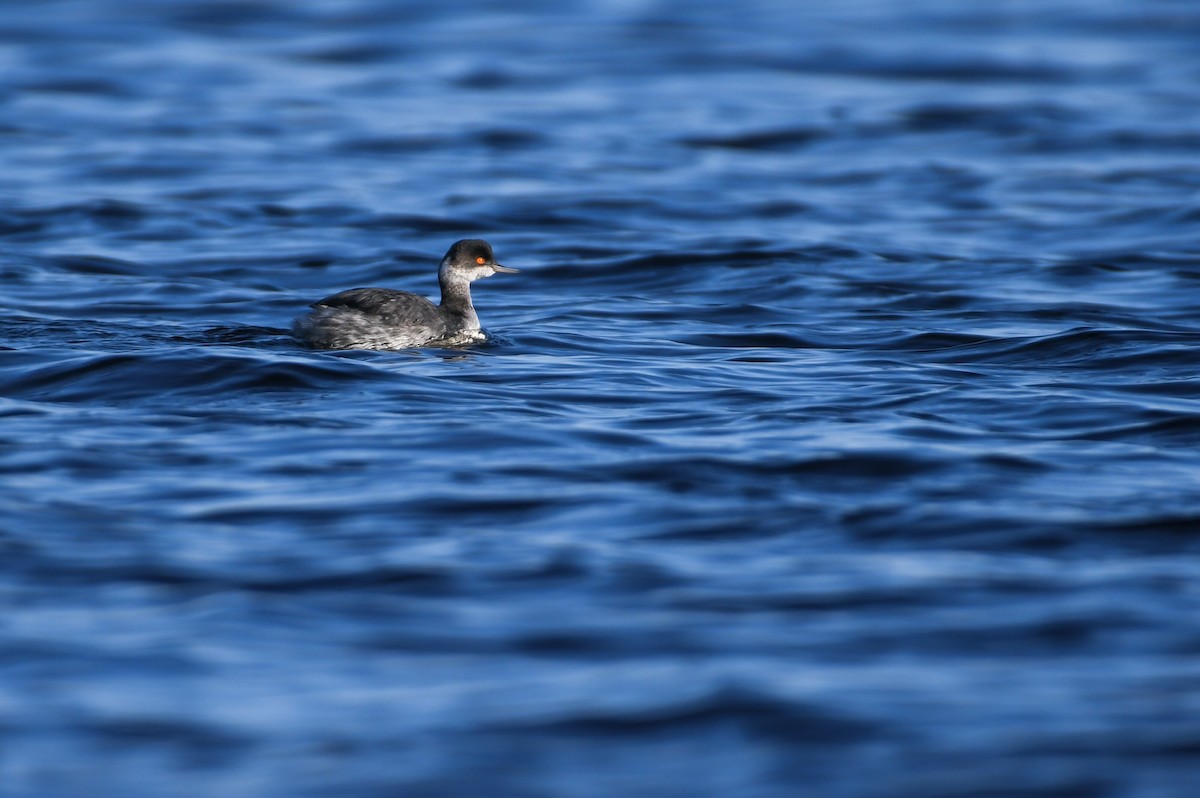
(293, 239), (517, 350)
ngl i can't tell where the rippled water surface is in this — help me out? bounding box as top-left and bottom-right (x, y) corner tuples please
(4, 1), (1200, 795)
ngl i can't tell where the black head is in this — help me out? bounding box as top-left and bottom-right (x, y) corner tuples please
(440, 239), (518, 279)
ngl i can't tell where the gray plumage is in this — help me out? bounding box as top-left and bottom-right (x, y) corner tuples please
(293, 239), (517, 351)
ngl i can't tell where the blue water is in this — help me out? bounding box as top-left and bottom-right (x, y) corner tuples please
(4, 1), (1200, 795)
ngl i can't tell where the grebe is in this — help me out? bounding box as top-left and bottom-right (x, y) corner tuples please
(293, 239), (516, 351)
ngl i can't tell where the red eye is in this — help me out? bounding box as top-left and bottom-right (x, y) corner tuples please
(475, 256), (486, 264)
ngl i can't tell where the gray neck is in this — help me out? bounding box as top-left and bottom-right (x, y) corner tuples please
(438, 266), (479, 330)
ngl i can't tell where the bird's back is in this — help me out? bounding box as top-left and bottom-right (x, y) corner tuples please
(293, 287), (449, 350)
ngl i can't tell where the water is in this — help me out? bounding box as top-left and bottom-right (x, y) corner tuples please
(3, 1), (1200, 795)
